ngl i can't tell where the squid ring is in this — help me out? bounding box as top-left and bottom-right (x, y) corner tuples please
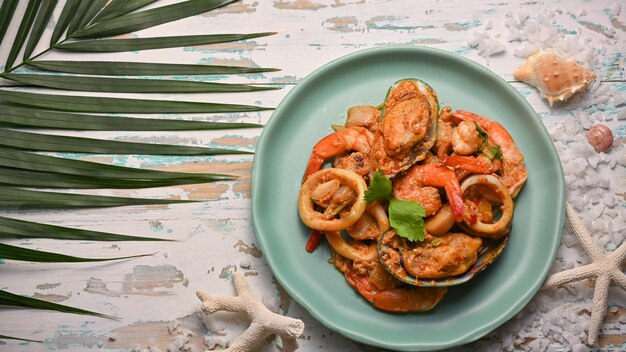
(298, 168), (367, 231)
(328, 201), (390, 262)
(460, 174), (514, 239)
(326, 231), (378, 262)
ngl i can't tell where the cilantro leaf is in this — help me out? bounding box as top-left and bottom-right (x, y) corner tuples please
(364, 169), (392, 204)
(389, 198), (426, 242)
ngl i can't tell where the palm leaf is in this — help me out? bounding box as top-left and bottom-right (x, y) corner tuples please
(0, 187), (193, 208)
(55, 32), (275, 53)
(27, 60), (280, 76)
(65, 0), (90, 36)
(50, 0), (80, 45)
(5, 73), (277, 93)
(75, 0), (108, 31)
(0, 148), (235, 182)
(23, 0), (58, 60)
(0, 129), (253, 155)
(92, 0), (158, 24)
(0, 0), (19, 45)
(0, 215), (172, 241)
(73, 0), (236, 38)
(0, 105), (263, 130)
(0, 167), (211, 189)
(0, 90), (272, 113)
(0, 334), (42, 343)
(4, 0), (42, 71)
(0, 243), (154, 263)
(0, 289), (114, 319)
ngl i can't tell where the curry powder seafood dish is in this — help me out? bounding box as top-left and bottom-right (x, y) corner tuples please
(297, 79), (527, 313)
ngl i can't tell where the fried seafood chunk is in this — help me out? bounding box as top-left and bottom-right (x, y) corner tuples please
(380, 230), (482, 280)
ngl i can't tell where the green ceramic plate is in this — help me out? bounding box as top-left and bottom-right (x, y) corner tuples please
(252, 46), (564, 350)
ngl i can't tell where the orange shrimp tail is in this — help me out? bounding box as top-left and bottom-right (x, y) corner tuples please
(345, 270), (405, 312)
(444, 156), (496, 174)
(444, 180), (464, 222)
(302, 155), (323, 182)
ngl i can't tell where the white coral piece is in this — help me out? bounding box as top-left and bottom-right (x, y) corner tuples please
(196, 273), (304, 352)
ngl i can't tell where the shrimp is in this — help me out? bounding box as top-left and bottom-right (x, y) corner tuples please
(451, 120), (482, 155)
(303, 126), (374, 182)
(345, 268), (447, 313)
(444, 154), (501, 174)
(452, 110), (527, 198)
(392, 164), (464, 221)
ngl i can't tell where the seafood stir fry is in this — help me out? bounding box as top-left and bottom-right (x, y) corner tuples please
(298, 79), (527, 312)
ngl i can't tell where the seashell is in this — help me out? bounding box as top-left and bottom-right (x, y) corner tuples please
(587, 124), (613, 153)
(513, 51), (596, 106)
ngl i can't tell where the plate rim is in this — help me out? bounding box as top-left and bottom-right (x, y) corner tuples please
(251, 45), (565, 350)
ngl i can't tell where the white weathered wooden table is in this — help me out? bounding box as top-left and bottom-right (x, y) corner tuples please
(1, 0), (624, 351)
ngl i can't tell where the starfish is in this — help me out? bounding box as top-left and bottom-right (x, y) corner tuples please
(542, 203), (626, 345)
(196, 272), (305, 352)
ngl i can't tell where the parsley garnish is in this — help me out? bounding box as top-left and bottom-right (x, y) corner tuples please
(364, 169), (392, 204)
(364, 170), (427, 241)
(389, 199), (426, 242)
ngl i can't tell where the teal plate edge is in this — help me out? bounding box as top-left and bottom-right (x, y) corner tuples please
(252, 46), (565, 351)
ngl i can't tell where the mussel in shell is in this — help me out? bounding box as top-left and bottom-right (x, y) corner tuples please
(370, 79), (439, 178)
(378, 229), (509, 287)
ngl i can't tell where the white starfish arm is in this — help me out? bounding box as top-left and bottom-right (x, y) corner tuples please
(611, 269), (626, 290)
(587, 274), (610, 345)
(543, 263), (599, 288)
(566, 203), (603, 261)
(608, 242), (626, 262)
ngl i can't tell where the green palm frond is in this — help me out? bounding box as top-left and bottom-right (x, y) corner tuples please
(92, 0), (158, 24)
(49, 0), (79, 45)
(72, 0), (236, 38)
(0, 129), (253, 155)
(0, 148), (235, 182)
(4, 73), (277, 93)
(0, 215), (173, 241)
(0, 334), (42, 343)
(0, 289), (114, 319)
(0, 105), (263, 130)
(54, 32), (276, 52)
(4, 0), (41, 70)
(27, 60), (280, 76)
(0, 0), (19, 43)
(0, 187), (194, 208)
(0, 0), (276, 319)
(0, 90), (272, 113)
(0, 243), (154, 262)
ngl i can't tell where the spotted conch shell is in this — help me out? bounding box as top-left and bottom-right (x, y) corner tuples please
(513, 51), (596, 106)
